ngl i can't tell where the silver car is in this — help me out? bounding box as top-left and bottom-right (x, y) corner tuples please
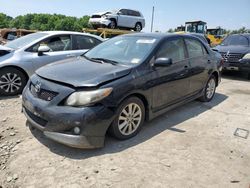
(89, 9), (145, 32)
(0, 31), (103, 96)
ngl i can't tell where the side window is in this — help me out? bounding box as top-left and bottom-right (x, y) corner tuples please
(73, 35), (101, 50)
(185, 38), (204, 58)
(119, 9), (128, 15)
(157, 38), (186, 63)
(29, 35), (72, 52)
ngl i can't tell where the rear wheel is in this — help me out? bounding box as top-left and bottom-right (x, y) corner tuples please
(199, 75), (216, 102)
(134, 23), (142, 32)
(0, 68), (27, 96)
(109, 97), (145, 140)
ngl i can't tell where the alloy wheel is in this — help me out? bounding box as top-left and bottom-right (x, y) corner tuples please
(206, 78), (216, 99)
(0, 73), (22, 94)
(135, 24), (142, 32)
(118, 103), (142, 136)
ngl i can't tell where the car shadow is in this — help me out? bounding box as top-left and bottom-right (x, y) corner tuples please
(0, 95), (21, 101)
(30, 93), (228, 160)
(222, 71), (250, 81)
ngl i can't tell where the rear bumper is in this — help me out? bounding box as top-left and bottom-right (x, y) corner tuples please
(223, 60), (250, 72)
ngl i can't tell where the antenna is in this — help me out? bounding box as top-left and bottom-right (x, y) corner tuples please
(151, 6), (155, 32)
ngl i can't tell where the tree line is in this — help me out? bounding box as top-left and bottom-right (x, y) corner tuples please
(0, 13), (90, 32)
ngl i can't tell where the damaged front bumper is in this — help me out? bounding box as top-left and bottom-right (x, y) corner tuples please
(22, 78), (115, 149)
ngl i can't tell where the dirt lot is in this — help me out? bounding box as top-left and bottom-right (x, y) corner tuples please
(0, 73), (250, 188)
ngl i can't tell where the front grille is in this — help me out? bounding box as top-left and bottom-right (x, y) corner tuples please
(30, 84), (58, 101)
(220, 52), (243, 63)
(91, 15), (101, 18)
(25, 107), (48, 127)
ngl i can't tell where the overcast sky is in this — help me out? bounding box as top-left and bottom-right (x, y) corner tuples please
(1, 0), (250, 32)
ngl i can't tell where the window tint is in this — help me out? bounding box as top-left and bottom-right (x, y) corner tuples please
(185, 38), (204, 58)
(119, 9), (128, 15)
(128, 10), (140, 17)
(73, 35), (101, 50)
(221, 35), (249, 46)
(157, 38), (186, 63)
(29, 35), (71, 52)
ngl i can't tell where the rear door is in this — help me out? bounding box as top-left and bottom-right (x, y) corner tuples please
(152, 37), (190, 111)
(27, 34), (75, 72)
(184, 37), (209, 94)
(117, 9), (131, 27)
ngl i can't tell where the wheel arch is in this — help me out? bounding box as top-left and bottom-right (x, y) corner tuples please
(0, 65), (29, 82)
(118, 92), (150, 121)
(211, 71), (219, 86)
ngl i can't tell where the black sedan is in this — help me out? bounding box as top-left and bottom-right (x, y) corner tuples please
(22, 33), (222, 148)
(214, 34), (250, 75)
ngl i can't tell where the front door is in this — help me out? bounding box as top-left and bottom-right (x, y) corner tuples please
(152, 37), (190, 111)
(28, 34), (74, 72)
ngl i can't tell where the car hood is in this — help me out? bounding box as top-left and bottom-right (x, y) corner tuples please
(92, 11), (113, 16)
(214, 45), (250, 54)
(0, 45), (14, 58)
(0, 45), (13, 51)
(36, 57), (132, 87)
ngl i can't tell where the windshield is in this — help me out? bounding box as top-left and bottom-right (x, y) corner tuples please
(221, 35), (249, 46)
(5, 33), (48, 50)
(84, 36), (158, 66)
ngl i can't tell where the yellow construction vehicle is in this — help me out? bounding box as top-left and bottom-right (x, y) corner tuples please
(185, 20), (207, 34)
(182, 21), (224, 46)
(207, 27), (225, 46)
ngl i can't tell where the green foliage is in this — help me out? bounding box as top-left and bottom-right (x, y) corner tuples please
(0, 13), (90, 31)
(0, 13), (13, 28)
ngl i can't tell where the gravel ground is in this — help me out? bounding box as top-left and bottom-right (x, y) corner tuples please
(0, 72), (250, 188)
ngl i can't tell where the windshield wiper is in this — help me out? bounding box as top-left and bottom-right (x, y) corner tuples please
(91, 58), (119, 65)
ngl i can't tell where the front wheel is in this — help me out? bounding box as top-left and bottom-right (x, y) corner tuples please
(199, 75), (216, 102)
(109, 97), (145, 140)
(109, 20), (117, 29)
(0, 68), (27, 96)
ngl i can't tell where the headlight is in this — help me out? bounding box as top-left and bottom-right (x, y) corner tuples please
(65, 88), (113, 107)
(242, 53), (250, 59)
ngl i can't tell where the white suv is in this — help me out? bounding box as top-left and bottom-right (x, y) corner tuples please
(89, 9), (145, 32)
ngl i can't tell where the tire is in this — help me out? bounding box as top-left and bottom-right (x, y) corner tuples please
(109, 97), (145, 140)
(0, 68), (27, 96)
(109, 20), (117, 29)
(199, 75), (217, 102)
(247, 72), (250, 80)
(134, 22), (142, 32)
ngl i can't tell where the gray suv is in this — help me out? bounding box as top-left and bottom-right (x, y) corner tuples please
(89, 9), (145, 32)
(0, 31), (103, 96)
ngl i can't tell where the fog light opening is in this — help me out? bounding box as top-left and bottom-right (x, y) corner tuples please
(73, 127), (81, 135)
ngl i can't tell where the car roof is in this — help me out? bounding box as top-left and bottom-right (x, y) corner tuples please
(39, 31), (104, 41)
(230, 33), (250, 38)
(122, 32), (202, 40)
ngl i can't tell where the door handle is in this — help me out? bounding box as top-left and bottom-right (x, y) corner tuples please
(184, 65), (189, 69)
(207, 60), (211, 64)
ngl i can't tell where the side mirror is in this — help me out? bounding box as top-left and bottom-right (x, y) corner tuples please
(38, 45), (50, 56)
(154, 57), (173, 67)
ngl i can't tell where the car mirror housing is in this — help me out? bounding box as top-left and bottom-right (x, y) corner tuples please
(154, 57), (173, 67)
(38, 45), (50, 56)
